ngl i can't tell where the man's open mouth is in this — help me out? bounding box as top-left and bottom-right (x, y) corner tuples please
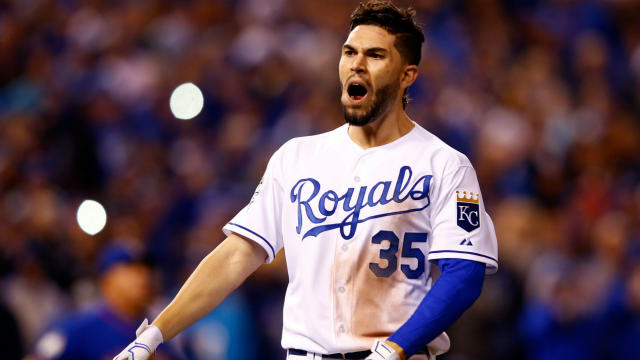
(347, 82), (368, 102)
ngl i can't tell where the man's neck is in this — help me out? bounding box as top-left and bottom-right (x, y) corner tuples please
(347, 107), (414, 149)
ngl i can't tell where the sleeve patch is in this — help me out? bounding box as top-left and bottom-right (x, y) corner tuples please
(456, 190), (480, 232)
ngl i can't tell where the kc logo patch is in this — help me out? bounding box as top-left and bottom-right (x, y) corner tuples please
(456, 190), (480, 232)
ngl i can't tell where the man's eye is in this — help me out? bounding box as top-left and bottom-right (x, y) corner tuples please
(344, 50), (355, 56)
(370, 53), (383, 59)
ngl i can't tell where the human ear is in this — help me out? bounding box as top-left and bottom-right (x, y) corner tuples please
(400, 65), (418, 89)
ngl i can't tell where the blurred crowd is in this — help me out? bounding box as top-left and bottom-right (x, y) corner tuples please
(1, 0), (639, 359)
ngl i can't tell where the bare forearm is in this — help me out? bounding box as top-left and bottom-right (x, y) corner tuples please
(151, 234), (265, 340)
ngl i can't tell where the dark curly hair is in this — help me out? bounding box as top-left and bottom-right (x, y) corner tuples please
(349, 1), (424, 108)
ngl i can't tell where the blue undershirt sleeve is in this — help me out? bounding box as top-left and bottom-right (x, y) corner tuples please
(387, 258), (486, 357)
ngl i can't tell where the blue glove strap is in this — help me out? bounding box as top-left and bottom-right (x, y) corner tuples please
(387, 258), (486, 356)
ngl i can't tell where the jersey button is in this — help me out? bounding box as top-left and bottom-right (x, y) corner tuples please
(338, 324), (345, 333)
(354, 176), (360, 182)
(341, 244), (348, 252)
(338, 286), (345, 294)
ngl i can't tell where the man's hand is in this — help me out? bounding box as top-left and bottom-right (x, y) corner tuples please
(113, 319), (163, 360)
(366, 339), (404, 360)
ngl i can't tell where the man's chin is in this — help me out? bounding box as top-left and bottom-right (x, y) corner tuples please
(342, 100), (365, 109)
(344, 106), (364, 116)
(343, 108), (375, 126)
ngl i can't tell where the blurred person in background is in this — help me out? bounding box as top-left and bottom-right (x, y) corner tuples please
(28, 243), (174, 360)
(1, 246), (68, 354)
(0, 298), (23, 360)
(599, 255), (640, 360)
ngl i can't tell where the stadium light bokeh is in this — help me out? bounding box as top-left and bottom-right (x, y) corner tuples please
(169, 82), (204, 120)
(76, 199), (107, 235)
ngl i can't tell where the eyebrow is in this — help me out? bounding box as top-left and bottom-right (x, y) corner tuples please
(342, 44), (389, 54)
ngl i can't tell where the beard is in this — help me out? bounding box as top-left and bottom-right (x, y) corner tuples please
(343, 82), (399, 126)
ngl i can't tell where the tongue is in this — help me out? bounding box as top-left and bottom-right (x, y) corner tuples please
(353, 95), (364, 100)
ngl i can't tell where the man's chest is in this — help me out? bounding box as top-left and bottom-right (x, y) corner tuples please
(281, 161), (437, 242)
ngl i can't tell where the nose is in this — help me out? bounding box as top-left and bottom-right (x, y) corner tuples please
(351, 54), (367, 74)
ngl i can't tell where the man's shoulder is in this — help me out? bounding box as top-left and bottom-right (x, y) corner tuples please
(265, 125), (346, 174)
(275, 125), (346, 159)
(410, 123), (472, 170)
(282, 125), (345, 149)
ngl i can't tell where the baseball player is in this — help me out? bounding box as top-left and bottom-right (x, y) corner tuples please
(114, 1), (498, 359)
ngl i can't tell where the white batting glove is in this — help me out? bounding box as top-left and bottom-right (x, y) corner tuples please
(113, 319), (163, 360)
(366, 339), (402, 360)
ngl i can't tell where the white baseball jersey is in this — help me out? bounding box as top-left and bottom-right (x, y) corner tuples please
(223, 122), (498, 355)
